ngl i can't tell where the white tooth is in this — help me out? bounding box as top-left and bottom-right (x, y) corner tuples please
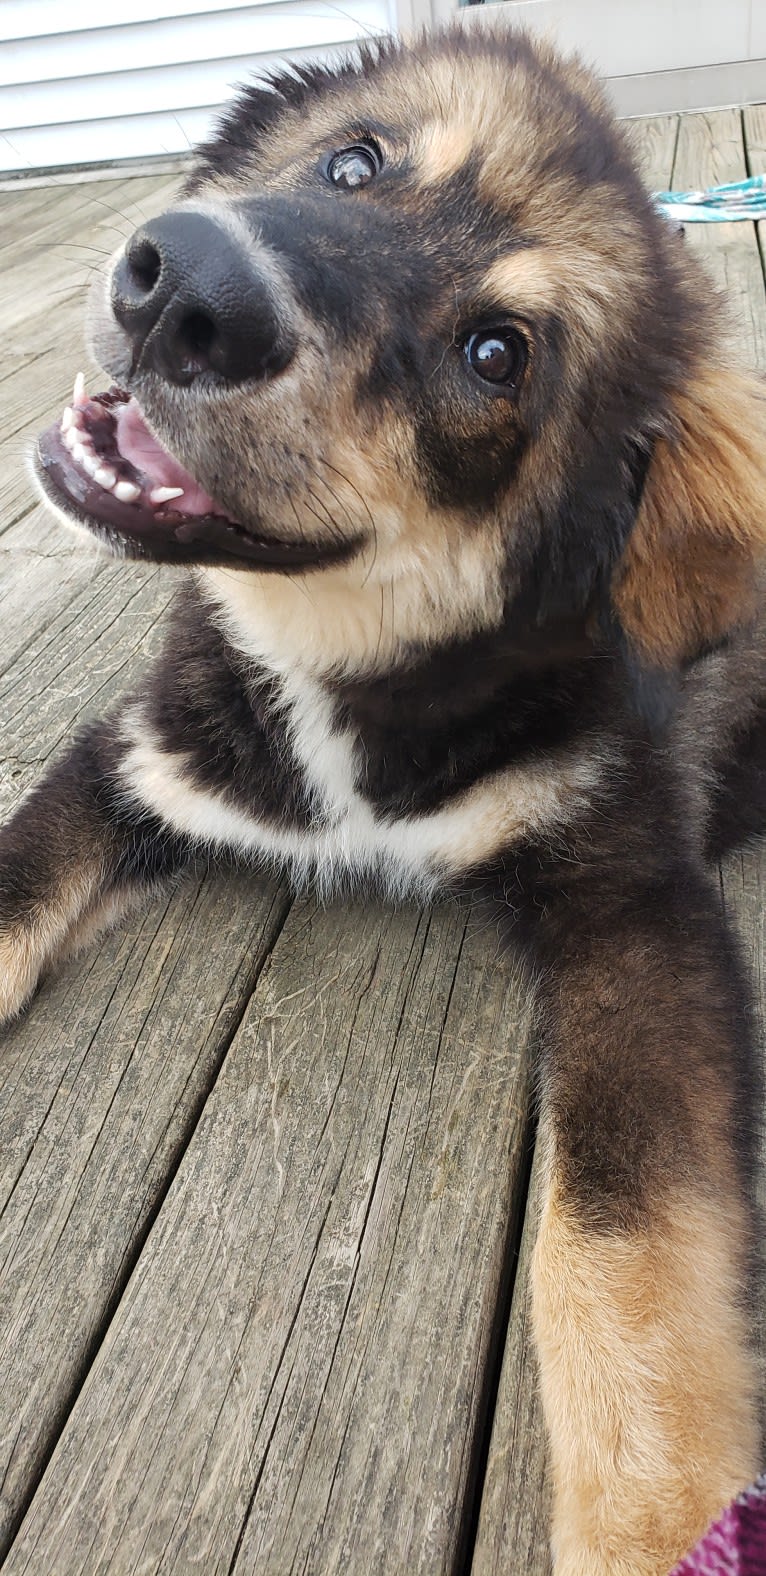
(73, 371), (86, 406)
(114, 480), (140, 504)
(72, 443), (87, 464)
(64, 427), (79, 451)
(95, 465), (117, 489)
(82, 453), (101, 478)
(150, 486), (184, 505)
(61, 406), (74, 431)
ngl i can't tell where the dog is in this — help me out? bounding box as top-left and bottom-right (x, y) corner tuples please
(2, 24), (766, 1573)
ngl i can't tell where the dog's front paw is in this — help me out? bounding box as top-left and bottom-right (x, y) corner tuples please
(551, 1479), (742, 1576)
(553, 1549), (674, 1576)
(0, 925), (43, 1026)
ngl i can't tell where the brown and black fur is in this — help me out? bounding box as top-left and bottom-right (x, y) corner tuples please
(3, 25), (766, 1572)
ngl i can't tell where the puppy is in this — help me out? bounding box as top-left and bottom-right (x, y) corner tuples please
(2, 25), (766, 1574)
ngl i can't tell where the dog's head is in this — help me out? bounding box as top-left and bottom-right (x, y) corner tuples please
(35, 28), (766, 677)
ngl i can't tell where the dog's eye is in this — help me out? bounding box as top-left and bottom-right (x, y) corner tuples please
(464, 329), (527, 388)
(327, 143), (381, 190)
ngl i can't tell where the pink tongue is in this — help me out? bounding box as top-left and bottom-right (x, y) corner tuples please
(114, 398), (223, 516)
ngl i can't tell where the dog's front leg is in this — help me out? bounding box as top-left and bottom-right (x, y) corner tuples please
(0, 717), (191, 1024)
(518, 873), (760, 1575)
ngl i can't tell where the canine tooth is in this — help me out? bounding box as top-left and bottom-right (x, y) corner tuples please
(61, 406), (74, 432)
(95, 465), (117, 488)
(73, 371), (86, 406)
(72, 442), (87, 464)
(82, 453), (101, 478)
(150, 486), (184, 505)
(64, 427), (79, 451)
(114, 480), (140, 503)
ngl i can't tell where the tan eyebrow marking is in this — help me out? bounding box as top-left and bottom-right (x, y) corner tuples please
(416, 122), (475, 184)
(482, 246), (631, 348)
(480, 250), (561, 315)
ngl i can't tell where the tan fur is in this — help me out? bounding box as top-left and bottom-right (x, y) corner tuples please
(481, 228), (641, 362)
(614, 368), (766, 665)
(0, 865), (104, 1020)
(200, 419), (511, 677)
(422, 746), (609, 871)
(531, 1143), (759, 1575)
(480, 249), (564, 317)
(57, 887), (143, 962)
(0, 927), (47, 1023)
(416, 122), (474, 183)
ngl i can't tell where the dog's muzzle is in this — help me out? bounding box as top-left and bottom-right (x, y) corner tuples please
(110, 208), (296, 387)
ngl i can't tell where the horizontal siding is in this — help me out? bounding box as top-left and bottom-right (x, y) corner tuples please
(0, 0), (393, 173)
(3, 48), (366, 132)
(0, 0), (278, 42)
(3, 2), (384, 86)
(0, 106), (222, 171)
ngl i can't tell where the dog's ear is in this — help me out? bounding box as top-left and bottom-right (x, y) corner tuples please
(612, 368), (766, 667)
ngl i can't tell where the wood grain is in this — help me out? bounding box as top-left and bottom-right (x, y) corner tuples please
(0, 870), (290, 1562)
(674, 108), (766, 372)
(0, 553), (173, 817)
(5, 900), (533, 1576)
(0, 171), (296, 1563)
(625, 111), (679, 192)
(471, 1146), (550, 1576)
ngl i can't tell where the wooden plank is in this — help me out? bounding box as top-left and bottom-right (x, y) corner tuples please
(0, 171), (180, 269)
(0, 168), (296, 1563)
(0, 173), (181, 360)
(743, 104), (766, 268)
(674, 107), (766, 372)
(4, 898), (533, 1576)
(0, 870), (290, 1563)
(625, 110), (679, 191)
(0, 438), (293, 1563)
(744, 103), (766, 167)
(0, 554), (170, 817)
(470, 1146), (550, 1576)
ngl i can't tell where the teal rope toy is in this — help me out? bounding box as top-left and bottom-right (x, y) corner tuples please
(654, 174), (766, 222)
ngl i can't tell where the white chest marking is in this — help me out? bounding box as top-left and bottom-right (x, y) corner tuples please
(118, 677), (606, 900)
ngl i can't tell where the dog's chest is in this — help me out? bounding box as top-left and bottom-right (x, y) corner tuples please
(121, 669), (602, 897)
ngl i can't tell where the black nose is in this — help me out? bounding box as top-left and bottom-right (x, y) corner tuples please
(111, 209), (294, 386)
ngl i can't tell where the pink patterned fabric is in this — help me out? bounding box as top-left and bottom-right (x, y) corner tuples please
(670, 1477), (766, 1575)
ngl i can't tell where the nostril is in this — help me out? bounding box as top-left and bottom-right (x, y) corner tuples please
(127, 237), (162, 295)
(113, 210), (293, 384)
(180, 310), (216, 358)
(175, 309), (217, 377)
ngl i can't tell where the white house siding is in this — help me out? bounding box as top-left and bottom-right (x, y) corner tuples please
(2, 0), (766, 173)
(0, 0), (396, 174)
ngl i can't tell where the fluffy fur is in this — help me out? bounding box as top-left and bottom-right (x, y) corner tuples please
(3, 26), (766, 1572)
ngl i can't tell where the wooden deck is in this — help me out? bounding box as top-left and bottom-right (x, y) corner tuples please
(1, 107), (766, 1575)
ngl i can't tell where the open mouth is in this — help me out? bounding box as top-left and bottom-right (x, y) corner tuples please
(34, 376), (360, 570)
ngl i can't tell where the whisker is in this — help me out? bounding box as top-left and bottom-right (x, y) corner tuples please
(303, 482), (348, 549)
(313, 455), (379, 586)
